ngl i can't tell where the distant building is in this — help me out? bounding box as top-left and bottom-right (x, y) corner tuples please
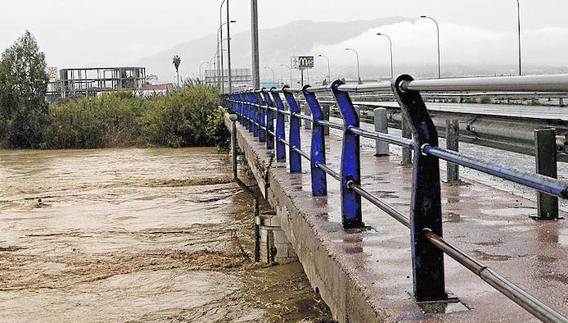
(48, 67), (146, 100)
(205, 68), (252, 92)
(141, 83), (175, 97)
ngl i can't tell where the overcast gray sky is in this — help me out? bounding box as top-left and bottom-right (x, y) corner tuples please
(1, 0), (568, 70)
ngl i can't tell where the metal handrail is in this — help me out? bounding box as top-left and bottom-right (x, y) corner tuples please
(402, 74), (568, 93)
(224, 75), (568, 323)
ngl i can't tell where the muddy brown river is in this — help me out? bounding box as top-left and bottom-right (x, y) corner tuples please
(0, 148), (332, 322)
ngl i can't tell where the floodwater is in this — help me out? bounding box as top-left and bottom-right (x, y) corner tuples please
(0, 148), (332, 322)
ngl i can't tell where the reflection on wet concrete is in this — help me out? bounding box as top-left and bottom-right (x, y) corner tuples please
(259, 122), (568, 322)
(0, 148), (332, 322)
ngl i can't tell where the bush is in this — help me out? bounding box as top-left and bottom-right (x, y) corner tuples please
(140, 85), (220, 147)
(42, 85), (226, 149)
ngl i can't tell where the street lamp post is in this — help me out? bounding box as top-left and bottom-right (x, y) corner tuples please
(517, 0), (522, 76)
(280, 64), (293, 86)
(420, 15), (441, 79)
(218, 20), (237, 94)
(199, 61), (211, 82)
(219, 0), (227, 93)
(376, 33), (394, 79)
(317, 54), (331, 84)
(345, 48), (362, 84)
(251, 0), (260, 89)
(264, 66), (276, 85)
(209, 56), (216, 86)
(226, 0), (233, 94)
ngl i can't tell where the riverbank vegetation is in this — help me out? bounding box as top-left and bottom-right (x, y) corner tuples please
(0, 31), (229, 149)
(45, 87), (228, 149)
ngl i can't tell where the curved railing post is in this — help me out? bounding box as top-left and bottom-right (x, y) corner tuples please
(242, 93), (254, 132)
(271, 89), (287, 162)
(252, 92), (260, 138)
(303, 86), (327, 197)
(331, 80), (363, 229)
(262, 89), (275, 150)
(239, 93), (245, 126)
(240, 94), (247, 130)
(248, 92), (255, 132)
(392, 74), (448, 302)
(257, 90), (267, 142)
(283, 87), (302, 173)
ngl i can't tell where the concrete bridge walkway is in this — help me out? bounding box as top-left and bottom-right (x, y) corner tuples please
(227, 113), (568, 322)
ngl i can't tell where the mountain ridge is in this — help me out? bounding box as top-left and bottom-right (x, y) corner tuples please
(137, 17), (415, 81)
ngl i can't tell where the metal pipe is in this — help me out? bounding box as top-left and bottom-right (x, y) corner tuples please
(291, 112), (313, 122)
(517, 0), (522, 76)
(280, 64), (293, 86)
(423, 145), (568, 198)
(291, 146), (310, 160)
(349, 127), (414, 149)
(420, 15), (441, 79)
(264, 66), (275, 85)
(316, 163), (341, 181)
(199, 61), (210, 82)
(316, 120), (344, 130)
(218, 20), (236, 94)
(226, 0), (233, 94)
(338, 81), (392, 93)
(402, 74), (568, 92)
(424, 230), (568, 323)
(317, 54), (331, 83)
(349, 182), (410, 228)
(219, 0), (227, 93)
(345, 48), (362, 84)
(376, 33), (394, 79)
(251, 0), (260, 89)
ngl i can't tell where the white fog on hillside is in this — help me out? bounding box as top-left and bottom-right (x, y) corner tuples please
(308, 21), (568, 81)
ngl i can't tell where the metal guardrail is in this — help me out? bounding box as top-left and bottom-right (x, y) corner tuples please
(223, 74), (568, 323)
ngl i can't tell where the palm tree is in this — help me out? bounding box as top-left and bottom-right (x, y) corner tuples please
(172, 55), (181, 87)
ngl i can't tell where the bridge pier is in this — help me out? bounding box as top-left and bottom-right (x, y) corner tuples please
(259, 211), (298, 264)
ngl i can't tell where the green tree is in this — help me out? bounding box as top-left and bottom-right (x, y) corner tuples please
(0, 30), (49, 148)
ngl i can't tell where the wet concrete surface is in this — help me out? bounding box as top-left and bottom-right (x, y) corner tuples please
(0, 148), (332, 322)
(233, 118), (568, 322)
(340, 116), (568, 211)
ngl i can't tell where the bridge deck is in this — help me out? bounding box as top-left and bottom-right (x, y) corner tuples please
(231, 115), (568, 322)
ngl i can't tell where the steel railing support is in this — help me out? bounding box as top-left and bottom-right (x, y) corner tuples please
(535, 128), (559, 220)
(257, 92), (267, 142)
(284, 87), (303, 173)
(272, 90), (287, 162)
(393, 74), (448, 302)
(401, 114), (412, 165)
(263, 91), (275, 150)
(332, 80), (363, 229)
(252, 93), (260, 137)
(446, 120), (460, 182)
(303, 85), (327, 196)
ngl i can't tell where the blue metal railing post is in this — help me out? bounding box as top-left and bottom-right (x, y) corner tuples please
(392, 74), (447, 302)
(244, 93), (251, 132)
(252, 92), (260, 138)
(263, 90), (275, 150)
(272, 89), (287, 162)
(284, 87), (302, 173)
(241, 94), (246, 127)
(331, 80), (363, 229)
(303, 86), (327, 196)
(256, 92), (266, 142)
(240, 93), (249, 130)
